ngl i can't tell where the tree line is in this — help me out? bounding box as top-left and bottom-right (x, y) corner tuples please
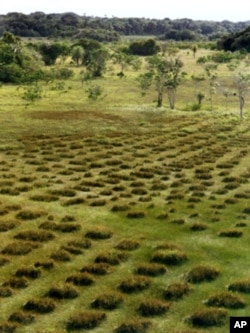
(0, 12), (250, 41)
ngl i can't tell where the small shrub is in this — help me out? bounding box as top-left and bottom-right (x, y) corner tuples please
(163, 282), (191, 300)
(188, 308), (227, 327)
(218, 229), (243, 238)
(151, 250), (188, 266)
(14, 230), (55, 242)
(15, 267), (41, 279)
(186, 265), (220, 283)
(8, 311), (35, 325)
(80, 263), (111, 275)
(118, 276), (151, 293)
(66, 272), (95, 286)
(115, 318), (152, 333)
(91, 292), (124, 310)
(47, 284), (79, 299)
(66, 310), (106, 330)
(228, 279), (250, 293)
(85, 227), (113, 240)
(205, 291), (246, 309)
(115, 239), (140, 251)
(136, 263), (167, 277)
(138, 299), (171, 316)
(23, 298), (56, 313)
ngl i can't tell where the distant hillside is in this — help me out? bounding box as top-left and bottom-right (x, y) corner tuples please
(0, 12), (250, 41)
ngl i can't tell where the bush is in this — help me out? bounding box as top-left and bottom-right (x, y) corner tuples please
(186, 265), (220, 283)
(136, 263), (167, 277)
(118, 276), (151, 293)
(23, 298), (56, 313)
(188, 308), (227, 327)
(138, 299), (171, 316)
(66, 311), (106, 330)
(228, 279), (250, 293)
(115, 318), (152, 333)
(91, 292), (124, 310)
(151, 250), (188, 266)
(163, 282), (191, 300)
(205, 291), (246, 309)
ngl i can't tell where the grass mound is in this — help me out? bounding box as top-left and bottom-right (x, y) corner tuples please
(151, 250), (188, 266)
(85, 227), (113, 240)
(23, 298), (56, 313)
(66, 311), (106, 330)
(138, 299), (171, 316)
(118, 276), (151, 293)
(163, 282), (191, 300)
(136, 263), (167, 277)
(91, 292), (124, 310)
(228, 279), (250, 293)
(188, 308), (227, 327)
(8, 311), (35, 325)
(47, 284), (79, 299)
(66, 273), (95, 286)
(186, 265), (220, 283)
(14, 230), (55, 242)
(205, 291), (246, 309)
(115, 239), (140, 251)
(115, 318), (152, 333)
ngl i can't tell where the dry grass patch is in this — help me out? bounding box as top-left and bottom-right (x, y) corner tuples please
(66, 311), (106, 330)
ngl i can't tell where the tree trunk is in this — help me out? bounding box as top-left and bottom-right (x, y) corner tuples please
(239, 95), (244, 120)
(157, 91), (163, 107)
(167, 88), (176, 110)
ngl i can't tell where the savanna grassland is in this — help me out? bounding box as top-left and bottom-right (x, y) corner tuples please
(0, 46), (250, 333)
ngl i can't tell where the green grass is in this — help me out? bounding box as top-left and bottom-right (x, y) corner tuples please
(0, 47), (250, 333)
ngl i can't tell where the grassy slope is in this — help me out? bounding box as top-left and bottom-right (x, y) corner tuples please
(0, 49), (249, 333)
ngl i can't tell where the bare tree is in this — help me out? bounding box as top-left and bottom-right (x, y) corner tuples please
(234, 73), (250, 120)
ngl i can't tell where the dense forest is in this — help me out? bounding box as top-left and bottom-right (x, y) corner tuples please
(0, 12), (250, 41)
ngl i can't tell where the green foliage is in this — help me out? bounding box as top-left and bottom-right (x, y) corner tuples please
(38, 42), (70, 65)
(86, 84), (104, 101)
(22, 84), (43, 103)
(129, 39), (160, 56)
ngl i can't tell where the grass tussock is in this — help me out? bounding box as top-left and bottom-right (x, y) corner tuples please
(0, 220), (20, 232)
(186, 265), (220, 283)
(126, 211), (146, 219)
(2, 241), (38, 255)
(34, 260), (54, 270)
(205, 291), (246, 309)
(85, 227), (113, 240)
(16, 209), (46, 220)
(66, 272), (95, 286)
(218, 229), (243, 238)
(228, 279), (250, 293)
(190, 222), (208, 231)
(8, 311), (35, 325)
(118, 276), (151, 293)
(80, 263), (111, 275)
(15, 267), (41, 279)
(136, 263), (167, 277)
(95, 250), (128, 265)
(0, 287), (13, 297)
(0, 322), (17, 333)
(23, 298), (56, 313)
(91, 292), (124, 310)
(3, 277), (29, 289)
(115, 318), (152, 333)
(151, 250), (188, 266)
(115, 239), (140, 251)
(163, 282), (192, 300)
(50, 249), (71, 262)
(188, 308), (227, 327)
(14, 230), (55, 242)
(66, 311), (106, 330)
(47, 284), (79, 299)
(138, 299), (171, 316)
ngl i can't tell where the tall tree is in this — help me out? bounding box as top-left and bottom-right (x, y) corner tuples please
(234, 73), (250, 120)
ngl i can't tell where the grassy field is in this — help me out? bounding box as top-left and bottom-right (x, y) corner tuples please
(0, 48), (250, 333)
